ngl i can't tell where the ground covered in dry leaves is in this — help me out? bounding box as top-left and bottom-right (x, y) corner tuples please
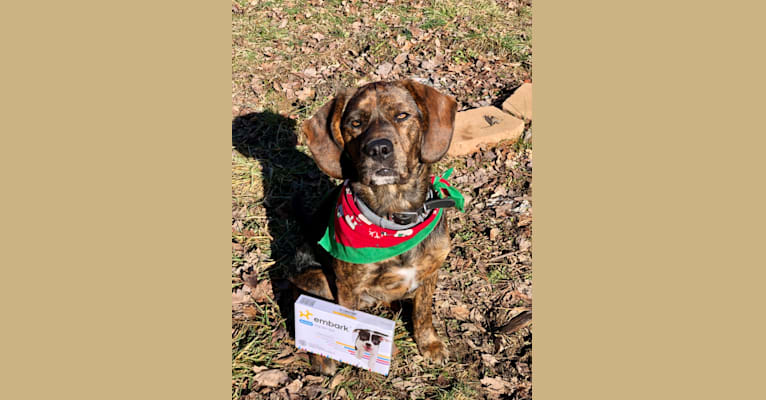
(232, 1), (532, 398)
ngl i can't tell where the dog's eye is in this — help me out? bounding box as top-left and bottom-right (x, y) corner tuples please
(350, 120), (362, 128)
(395, 112), (410, 122)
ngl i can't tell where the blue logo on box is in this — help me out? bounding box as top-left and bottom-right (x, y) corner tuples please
(299, 319), (313, 326)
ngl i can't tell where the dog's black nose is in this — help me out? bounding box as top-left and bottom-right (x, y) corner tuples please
(363, 139), (393, 162)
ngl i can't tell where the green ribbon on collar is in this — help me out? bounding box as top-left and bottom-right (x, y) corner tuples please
(432, 167), (465, 212)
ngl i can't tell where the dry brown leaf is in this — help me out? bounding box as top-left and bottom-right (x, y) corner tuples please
(489, 227), (500, 240)
(495, 203), (514, 217)
(254, 369), (288, 388)
(392, 378), (415, 390)
(303, 67), (317, 78)
(394, 53), (408, 65)
(244, 278), (273, 303)
(481, 376), (510, 393)
(304, 385), (329, 398)
(518, 237), (531, 252)
(517, 215), (532, 227)
(330, 373), (344, 389)
(273, 355), (297, 365)
(376, 62), (393, 78)
(232, 287), (251, 305)
(303, 375), (324, 384)
(296, 87), (315, 102)
(481, 353), (499, 367)
(285, 379), (303, 394)
(461, 322), (480, 333)
(451, 304), (470, 320)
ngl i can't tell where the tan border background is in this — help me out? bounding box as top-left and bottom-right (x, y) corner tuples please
(1, 1), (765, 399)
(1, 1), (231, 399)
(534, 1), (766, 399)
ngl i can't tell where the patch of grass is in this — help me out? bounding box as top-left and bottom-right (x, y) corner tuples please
(523, 271), (533, 281)
(421, 15), (448, 30)
(498, 32), (531, 63)
(420, 1), (458, 30)
(451, 49), (471, 64)
(251, 0), (284, 11)
(247, 24), (289, 44)
(395, 6), (417, 26)
(232, 321), (287, 398)
(438, 381), (478, 400)
(431, 0), (532, 64)
(283, 6), (302, 15)
(513, 131), (532, 152)
(447, 318), (461, 332)
(457, 228), (474, 241)
(233, 0), (532, 116)
(488, 265), (510, 283)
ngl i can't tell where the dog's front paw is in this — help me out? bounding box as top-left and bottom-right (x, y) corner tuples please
(418, 338), (449, 365)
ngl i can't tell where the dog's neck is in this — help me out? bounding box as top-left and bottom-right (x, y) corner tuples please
(350, 164), (431, 217)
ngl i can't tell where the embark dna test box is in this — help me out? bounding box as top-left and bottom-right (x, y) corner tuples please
(294, 294), (395, 376)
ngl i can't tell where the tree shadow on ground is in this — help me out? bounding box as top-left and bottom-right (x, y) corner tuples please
(232, 111), (336, 333)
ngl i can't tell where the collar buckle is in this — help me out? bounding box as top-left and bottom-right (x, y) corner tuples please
(390, 211), (418, 225)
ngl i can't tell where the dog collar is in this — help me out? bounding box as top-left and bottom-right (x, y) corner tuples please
(318, 169), (464, 264)
(354, 187), (435, 229)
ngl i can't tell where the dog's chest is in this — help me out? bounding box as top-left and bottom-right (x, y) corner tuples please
(394, 266), (419, 292)
(361, 261), (421, 302)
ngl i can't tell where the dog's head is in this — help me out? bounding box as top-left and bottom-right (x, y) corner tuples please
(353, 328), (387, 353)
(302, 80), (457, 185)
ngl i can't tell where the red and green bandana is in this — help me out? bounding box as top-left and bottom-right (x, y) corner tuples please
(318, 168), (465, 264)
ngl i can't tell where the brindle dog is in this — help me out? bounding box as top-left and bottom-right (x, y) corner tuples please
(291, 80), (457, 375)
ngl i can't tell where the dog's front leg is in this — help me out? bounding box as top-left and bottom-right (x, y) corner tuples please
(335, 279), (359, 309)
(310, 277), (358, 375)
(413, 273), (449, 364)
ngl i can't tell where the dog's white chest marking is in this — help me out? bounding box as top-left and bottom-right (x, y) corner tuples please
(397, 267), (419, 292)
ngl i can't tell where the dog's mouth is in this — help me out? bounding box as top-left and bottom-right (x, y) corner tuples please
(364, 344), (372, 352)
(369, 168), (397, 185)
(375, 168), (396, 177)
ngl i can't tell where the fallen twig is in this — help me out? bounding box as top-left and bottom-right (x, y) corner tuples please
(487, 250), (523, 262)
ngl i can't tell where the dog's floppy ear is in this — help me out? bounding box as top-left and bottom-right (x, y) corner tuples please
(402, 79), (457, 163)
(302, 90), (350, 179)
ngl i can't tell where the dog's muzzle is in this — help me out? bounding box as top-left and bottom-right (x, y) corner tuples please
(363, 138), (393, 162)
(363, 138), (397, 185)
